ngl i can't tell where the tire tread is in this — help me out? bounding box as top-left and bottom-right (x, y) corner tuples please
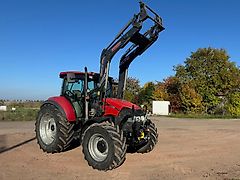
(35, 104), (75, 153)
(82, 122), (127, 171)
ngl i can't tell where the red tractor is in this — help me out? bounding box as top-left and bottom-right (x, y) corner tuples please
(35, 2), (164, 171)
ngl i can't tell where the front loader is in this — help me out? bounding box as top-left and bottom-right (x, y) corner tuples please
(35, 2), (164, 171)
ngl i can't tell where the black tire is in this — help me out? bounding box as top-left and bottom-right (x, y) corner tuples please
(82, 122), (127, 171)
(35, 104), (75, 153)
(137, 120), (158, 153)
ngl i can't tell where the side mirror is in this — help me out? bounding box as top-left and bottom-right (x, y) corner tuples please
(67, 73), (76, 83)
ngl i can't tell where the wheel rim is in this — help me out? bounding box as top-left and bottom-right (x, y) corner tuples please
(39, 114), (57, 145)
(88, 133), (109, 162)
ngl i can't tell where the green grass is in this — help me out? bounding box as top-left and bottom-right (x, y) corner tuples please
(0, 108), (39, 121)
(168, 113), (240, 119)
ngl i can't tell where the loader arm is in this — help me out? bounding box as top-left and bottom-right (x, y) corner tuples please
(99, 2), (164, 100)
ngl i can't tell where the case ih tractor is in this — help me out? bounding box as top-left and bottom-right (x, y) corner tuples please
(35, 2), (164, 171)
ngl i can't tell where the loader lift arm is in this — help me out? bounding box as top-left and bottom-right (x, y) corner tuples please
(99, 2), (164, 100)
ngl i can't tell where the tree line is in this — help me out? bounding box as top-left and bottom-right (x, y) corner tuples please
(124, 47), (240, 116)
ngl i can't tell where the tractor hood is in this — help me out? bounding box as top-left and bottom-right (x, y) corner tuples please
(105, 98), (141, 111)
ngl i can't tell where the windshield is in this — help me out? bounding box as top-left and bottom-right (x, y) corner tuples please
(62, 78), (97, 95)
(61, 75), (114, 98)
(66, 80), (83, 92)
(88, 80), (95, 91)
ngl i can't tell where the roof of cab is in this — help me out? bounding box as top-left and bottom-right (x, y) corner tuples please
(59, 71), (97, 78)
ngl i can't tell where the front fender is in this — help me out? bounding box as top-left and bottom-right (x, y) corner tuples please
(44, 96), (76, 122)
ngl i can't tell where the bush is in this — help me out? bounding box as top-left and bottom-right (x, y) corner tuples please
(226, 92), (240, 116)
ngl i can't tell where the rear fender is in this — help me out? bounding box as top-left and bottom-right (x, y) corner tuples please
(43, 96), (76, 122)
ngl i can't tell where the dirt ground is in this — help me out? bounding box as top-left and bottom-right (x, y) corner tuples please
(0, 117), (240, 180)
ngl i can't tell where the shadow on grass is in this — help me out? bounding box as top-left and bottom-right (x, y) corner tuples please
(0, 135), (36, 154)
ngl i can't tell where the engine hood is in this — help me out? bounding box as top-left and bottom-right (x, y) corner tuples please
(105, 98), (141, 111)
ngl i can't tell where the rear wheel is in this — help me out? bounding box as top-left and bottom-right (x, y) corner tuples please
(82, 122), (127, 171)
(137, 120), (158, 153)
(35, 104), (75, 153)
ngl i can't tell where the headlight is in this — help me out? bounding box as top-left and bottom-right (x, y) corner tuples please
(141, 116), (145, 121)
(134, 116), (147, 122)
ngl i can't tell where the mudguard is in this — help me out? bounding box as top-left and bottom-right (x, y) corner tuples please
(44, 96), (76, 122)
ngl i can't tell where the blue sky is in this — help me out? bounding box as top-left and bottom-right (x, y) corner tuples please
(0, 0), (239, 100)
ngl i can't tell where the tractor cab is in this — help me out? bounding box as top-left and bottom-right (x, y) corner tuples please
(60, 71), (115, 98)
(59, 71), (116, 119)
(59, 71), (141, 119)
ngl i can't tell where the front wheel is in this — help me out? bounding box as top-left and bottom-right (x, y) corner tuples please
(136, 120), (158, 153)
(82, 122), (127, 171)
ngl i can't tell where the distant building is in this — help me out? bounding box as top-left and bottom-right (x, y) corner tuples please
(152, 101), (170, 115)
(0, 106), (7, 111)
(11, 107), (16, 111)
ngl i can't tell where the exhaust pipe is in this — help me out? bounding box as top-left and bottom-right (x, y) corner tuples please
(84, 67), (89, 120)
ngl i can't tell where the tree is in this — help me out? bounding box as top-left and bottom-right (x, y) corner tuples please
(138, 82), (155, 110)
(162, 77), (182, 113)
(152, 77), (203, 113)
(226, 92), (240, 116)
(152, 82), (168, 101)
(151, 77), (182, 113)
(179, 83), (203, 113)
(124, 77), (141, 104)
(175, 47), (240, 114)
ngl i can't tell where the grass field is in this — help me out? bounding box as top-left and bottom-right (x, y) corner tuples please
(0, 108), (39, 121)
(169, 113), (240, 119)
